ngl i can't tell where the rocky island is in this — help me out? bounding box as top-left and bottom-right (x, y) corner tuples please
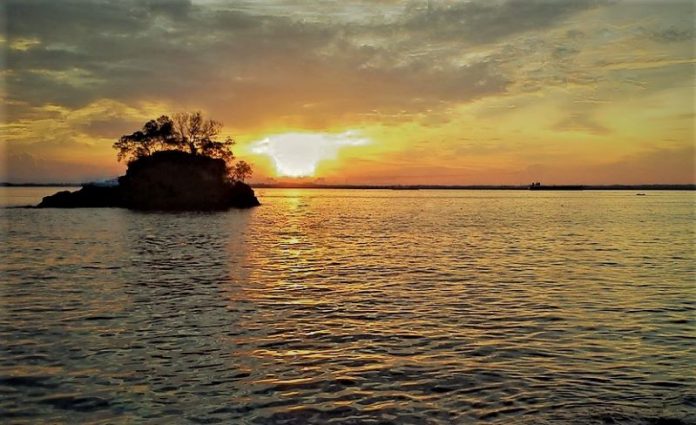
(38, 112), (260, 211)
(38, 151), (260, 210)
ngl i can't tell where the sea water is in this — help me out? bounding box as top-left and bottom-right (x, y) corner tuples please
(1, 188), (694, 423)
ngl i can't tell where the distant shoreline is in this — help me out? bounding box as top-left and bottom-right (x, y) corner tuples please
(3, 182), (694, 191)
(254, 184), (695, 190)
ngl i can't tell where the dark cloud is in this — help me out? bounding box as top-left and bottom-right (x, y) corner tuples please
(401, 0), (604, 44)
(648, 26), (695, 43)
(144, 0), (192, 20)
(6, 48), (89, 71)
(5, 71), (96, 109)
(3, 0), (604, 127)
(7, 1), (151, 41)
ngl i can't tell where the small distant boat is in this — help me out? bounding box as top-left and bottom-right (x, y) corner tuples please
(529, 182), (583, 191)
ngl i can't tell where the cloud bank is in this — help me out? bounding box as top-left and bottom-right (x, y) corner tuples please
(2, 0), (694, 183)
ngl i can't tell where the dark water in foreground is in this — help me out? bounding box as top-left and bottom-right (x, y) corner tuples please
(1, 188), (695, 424)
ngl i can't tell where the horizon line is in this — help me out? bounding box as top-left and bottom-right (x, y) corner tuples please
(2, 182), (695, 191)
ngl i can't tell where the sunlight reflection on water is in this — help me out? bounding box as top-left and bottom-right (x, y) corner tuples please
(1, 189), (695, 424)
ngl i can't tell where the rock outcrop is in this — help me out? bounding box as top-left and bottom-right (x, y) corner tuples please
(37, 185), (122, 208)
(38, 151), (260, 210)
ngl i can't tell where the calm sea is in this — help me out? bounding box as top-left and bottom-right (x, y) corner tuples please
(1, 187), (695, 424)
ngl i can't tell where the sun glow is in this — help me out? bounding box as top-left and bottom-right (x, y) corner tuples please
(250, 131), (370, 177)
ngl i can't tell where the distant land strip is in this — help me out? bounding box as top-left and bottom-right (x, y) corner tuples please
(3, 182), (694, 190)
(255, 184), (696, 190)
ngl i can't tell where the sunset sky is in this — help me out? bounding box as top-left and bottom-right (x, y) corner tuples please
(1, 0), (694, 184)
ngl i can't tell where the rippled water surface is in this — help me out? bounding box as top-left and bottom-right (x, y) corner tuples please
(1, 189), (695, 424)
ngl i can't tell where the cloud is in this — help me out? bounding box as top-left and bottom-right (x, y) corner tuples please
(552, 112), (610, 135)
(3, 0), (604, 127)
(648, 26), (695, 43)
(400, 0), (604, 44)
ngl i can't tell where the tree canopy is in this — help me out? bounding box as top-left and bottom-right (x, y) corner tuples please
(231, 160), (253, 182)
(114, 112), (235, 164)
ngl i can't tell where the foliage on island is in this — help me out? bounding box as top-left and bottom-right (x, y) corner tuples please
(113, 111), (253, 182)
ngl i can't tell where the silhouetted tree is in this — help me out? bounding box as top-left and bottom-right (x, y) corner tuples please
(114, 111), (236, 164)
(231, 160), (253, 182)
(172, 112), (235, 163)
(113, 115), (177, 162)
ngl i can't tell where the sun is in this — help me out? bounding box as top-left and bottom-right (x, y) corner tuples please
(250, 131), (370, 177)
